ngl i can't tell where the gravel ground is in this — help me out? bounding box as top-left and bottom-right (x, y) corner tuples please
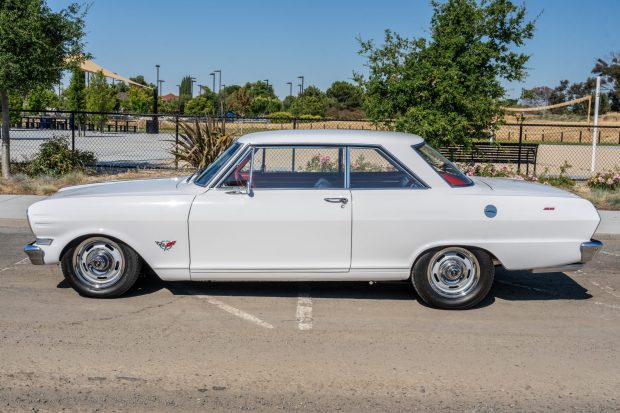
(0, 222), (619, 412)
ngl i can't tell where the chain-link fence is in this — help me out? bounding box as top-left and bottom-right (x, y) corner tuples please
(3, 110), (620, 178)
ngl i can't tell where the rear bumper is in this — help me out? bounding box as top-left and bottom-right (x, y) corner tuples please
(530, 239), (603, 274)
(24, 242), (45, 265)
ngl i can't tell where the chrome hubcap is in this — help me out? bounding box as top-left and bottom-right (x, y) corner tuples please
(427, 248), (480, 298)
(73, 238), (125, 289)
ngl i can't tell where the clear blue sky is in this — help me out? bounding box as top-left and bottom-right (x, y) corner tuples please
(49, 0), (620, 99)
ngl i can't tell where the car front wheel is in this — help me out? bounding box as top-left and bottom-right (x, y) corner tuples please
(61, 236), (141, 298)
(412, 247), (494, 310)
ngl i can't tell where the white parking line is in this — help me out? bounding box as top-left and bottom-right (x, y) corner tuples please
(188, 292), (274, 329)
(600, 251), (620, 258)
(0, 258), (29, 273)
(296, 291), (313, 331)
(594, 302), (620, 311)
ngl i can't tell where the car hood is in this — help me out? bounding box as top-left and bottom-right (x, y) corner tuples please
(472, 177), (578, 198)
(51, 177), (193, 199)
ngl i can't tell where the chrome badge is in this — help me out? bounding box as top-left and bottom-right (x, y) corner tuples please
(155, 240), (176, 251)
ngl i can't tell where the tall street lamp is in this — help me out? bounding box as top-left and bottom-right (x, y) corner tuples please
(210, 72), (215, 93)
(214, 69), (222, 116)
(298, 84), (302, 95)
(286, 82), (292, 97)
(190, 77), (196, 98)
(263, 79), (269, 90)
(158, 80), (165, 95)
(298, 75), (304, 95)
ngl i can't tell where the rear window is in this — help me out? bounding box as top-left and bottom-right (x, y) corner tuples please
(414, 143), (473, 187)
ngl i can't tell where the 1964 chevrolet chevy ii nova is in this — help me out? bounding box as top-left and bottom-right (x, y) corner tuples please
(24, 130), (602, 309)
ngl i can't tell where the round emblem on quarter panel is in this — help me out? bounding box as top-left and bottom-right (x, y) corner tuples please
(484, 204), (497, 218)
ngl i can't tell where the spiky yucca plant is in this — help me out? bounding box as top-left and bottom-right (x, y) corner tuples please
(170, 120), (236, 169)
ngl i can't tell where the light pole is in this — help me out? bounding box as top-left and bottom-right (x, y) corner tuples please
(176, 84), (181, 112)
(263, 79), (269, 90)
(198, 84), (203, 95)
(286, 82), (292, 97)
(155, 65), (160, 93)
(210, 72), (215, 94)
(214, 69), (222, 116)
(158, 80), (165, 95)
(298, 84), (302, 95)
(298, 75), (304, 95)
(190, 77), (196, 98)
(215, 70), (222, 93)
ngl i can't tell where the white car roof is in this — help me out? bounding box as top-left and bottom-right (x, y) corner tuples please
(236, 129), (425, 146)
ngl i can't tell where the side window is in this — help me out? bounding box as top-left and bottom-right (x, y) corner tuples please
(349, 147), (423, 189)
(221, 146), (346, 189)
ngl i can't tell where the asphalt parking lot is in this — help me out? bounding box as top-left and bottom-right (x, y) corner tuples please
(1, 222), (619, 412)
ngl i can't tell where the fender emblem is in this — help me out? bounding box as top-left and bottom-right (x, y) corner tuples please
(155, 240), (176, 251)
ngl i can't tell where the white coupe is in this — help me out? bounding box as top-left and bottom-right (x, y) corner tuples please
(24, 130), (602, 309)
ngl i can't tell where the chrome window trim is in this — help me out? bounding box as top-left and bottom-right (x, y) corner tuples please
(208, 144), (254, 189)
(412, 142), (474, 188)
(195, 142), (247, 188)
(217, 144), (347, 190)
(212, 143), (429, 190)
(348, 145), (429, 190)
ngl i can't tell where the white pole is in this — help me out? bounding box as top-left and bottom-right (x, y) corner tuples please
(590, 76), (601, 172)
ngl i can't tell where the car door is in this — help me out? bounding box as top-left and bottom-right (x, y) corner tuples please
(189, 145), (352, 278)
(347, 146), (429, 271)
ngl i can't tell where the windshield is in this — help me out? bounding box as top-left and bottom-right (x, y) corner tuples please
(414, 143), (473, 187)
(194, 142), (242, 186)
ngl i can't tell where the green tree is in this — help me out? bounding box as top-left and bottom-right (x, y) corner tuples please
(25, 86), (60, 112)
(249, 96), (281, 115)
(592, 53), (620, 111)
(184, 95), (214, 116)
(124, 86), (152, 113)
(179, 75), (194, 113)
(326, 81), (363, 110)
(226, 87), (252, 116)
(357, 0), (535, 147)
(85, 71), (117, 130)
(0, 0), (87, 177)
(245, 81), (276, 98)
(290, 86), (329, 116)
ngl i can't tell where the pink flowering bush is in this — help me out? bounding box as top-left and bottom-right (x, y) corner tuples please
(588, 170), (620, 191)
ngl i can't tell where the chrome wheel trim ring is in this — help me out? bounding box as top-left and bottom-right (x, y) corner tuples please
(72, 238), (125, 290)
(427, 247), (480, 299)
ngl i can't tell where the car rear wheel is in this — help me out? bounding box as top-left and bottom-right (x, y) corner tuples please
(411, 247), (494, 309)
(61, 236), (141, 298)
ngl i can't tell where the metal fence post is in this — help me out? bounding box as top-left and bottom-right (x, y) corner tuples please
(175, 115), (179, 170)
(293, 118), (297, 130)
(70, 111), (76, 152)
(517, 123), (523, 174)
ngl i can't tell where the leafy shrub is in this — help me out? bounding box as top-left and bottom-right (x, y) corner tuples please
(588, 169), (620, 191)
(267, 112), (293, 123)
(460, 161), (575, 188)
(170, 120), (235, 169)
(298, 114), (322, 122)
(27, 137), (96, 177)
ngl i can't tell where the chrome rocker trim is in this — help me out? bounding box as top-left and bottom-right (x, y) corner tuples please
(530, 239), (603, 274)
(24, 242), (45, 265)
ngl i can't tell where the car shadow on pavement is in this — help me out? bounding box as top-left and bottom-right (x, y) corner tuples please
(58, 267), (591, 305)
(492, 268), (592, 301)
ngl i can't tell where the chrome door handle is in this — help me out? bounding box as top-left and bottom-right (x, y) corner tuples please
(324, 197), (348, 205)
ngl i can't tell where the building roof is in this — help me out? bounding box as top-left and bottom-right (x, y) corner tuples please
(237, 129), (425, 146)
(160, 93), (178, 102)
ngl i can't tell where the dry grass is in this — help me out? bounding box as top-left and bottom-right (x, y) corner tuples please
(572, 182), (620, 210)
(0, 169), (188, 196)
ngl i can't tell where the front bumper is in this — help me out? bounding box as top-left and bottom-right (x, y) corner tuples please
(24, 242), (46, 265)
(531, 239), (603, 273)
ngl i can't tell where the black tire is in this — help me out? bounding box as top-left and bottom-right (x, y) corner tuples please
(411, 247), (494, 310)
(60, 236), (142, 298)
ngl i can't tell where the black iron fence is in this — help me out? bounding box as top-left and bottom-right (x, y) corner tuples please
(2, 110), (620, 178)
